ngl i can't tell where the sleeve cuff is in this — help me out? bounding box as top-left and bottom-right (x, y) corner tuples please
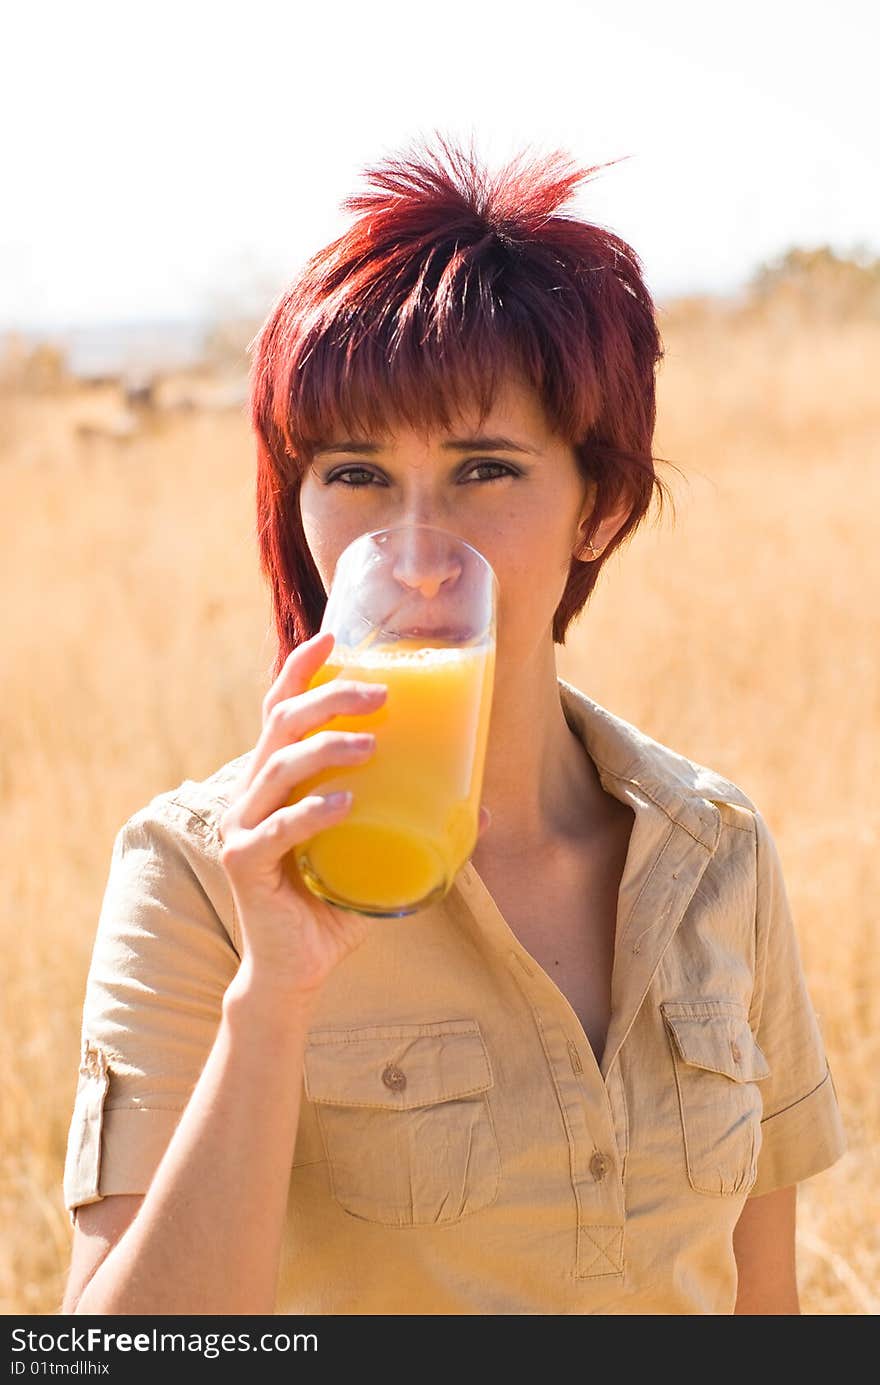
(64, 1106), (184, 1221)
(749, 1065), (847, 1197)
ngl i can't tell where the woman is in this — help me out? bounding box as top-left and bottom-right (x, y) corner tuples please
(61, 136), (846, 1315)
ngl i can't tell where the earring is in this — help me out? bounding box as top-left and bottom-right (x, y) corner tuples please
(577, 536), (604, 561)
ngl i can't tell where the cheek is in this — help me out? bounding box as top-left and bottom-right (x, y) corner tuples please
(489, 502), (575, 588)
(298, 477), (354, 595)
(489, 533), (573, 642)
(487, 504), (579, 634)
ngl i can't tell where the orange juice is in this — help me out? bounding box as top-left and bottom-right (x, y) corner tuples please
(286, 638), (495, 915)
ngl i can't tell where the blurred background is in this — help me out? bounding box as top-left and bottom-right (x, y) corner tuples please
(2, 0), (878, 1315)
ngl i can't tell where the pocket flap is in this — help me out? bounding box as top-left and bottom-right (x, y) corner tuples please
(304, 1019), (493, 1111)
(662, 1002), (770, 1082)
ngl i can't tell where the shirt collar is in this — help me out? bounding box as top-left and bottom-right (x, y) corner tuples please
(557, 678), (756, 850)
(454, 678), (754, 1081)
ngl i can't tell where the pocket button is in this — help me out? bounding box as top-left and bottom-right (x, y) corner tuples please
(381, 1063), (407, 1092)
(730, 1041), (742, 1064)
(590, 1151), (610, 1182)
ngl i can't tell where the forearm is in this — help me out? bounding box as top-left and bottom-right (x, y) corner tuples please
(732, 1184), (800, 1314)
(73, 969), (320, 1315)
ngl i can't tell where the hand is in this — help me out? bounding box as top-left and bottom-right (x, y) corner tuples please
(219, 632), (491, 1003)
(218, 631), (388, 999)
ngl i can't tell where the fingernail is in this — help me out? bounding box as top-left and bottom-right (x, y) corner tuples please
(325, 791), (352, 807)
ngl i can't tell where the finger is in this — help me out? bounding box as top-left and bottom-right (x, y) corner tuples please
(477, 805), (492, 838)
(240, 633), (336, 792)
(220, 790), (353, 871)
(262, 632), (336, 725)
(232, 730), (376, 832)
(257, 678), (387, 766)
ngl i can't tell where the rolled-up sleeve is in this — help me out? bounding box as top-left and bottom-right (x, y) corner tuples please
(747, 810), (847, 1197)
(63, 795), (240, 1219)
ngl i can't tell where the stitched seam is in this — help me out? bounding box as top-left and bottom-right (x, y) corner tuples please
(761, 1065), (831, 1125)
(164, 795), (241, 956)
(747, 817), (758, 1032)
(671, 1056), (749, 1081)
(133, 805), (239, 958)
(666, 1026), (759, 1195)
(480, 1094), (504, 1214)
(750, 813), (767, 1037)
(577, 1226), (624, 1278)
(586, 756), (713, 847)
(305, 1025), (491, 1104)
(229, 889), (242, 958)
(514, 1007), (585, 1244)
(618, 822), (675, 943)
(307, 1022), (480, 1044)
(581, 1227), (622, 1271)
(506, 938), (623, 1277)
(629, 831), (715, 952)
(315, 1096), (501, 1226)
(662, 1000), (747, 1017)
(614, 1060), (630, 1181)
(103, 1103), (187, 1113)
(166, 796), (222, 842)
(663, 1012), (767, 1082)
(307, 1084), (491, 1109)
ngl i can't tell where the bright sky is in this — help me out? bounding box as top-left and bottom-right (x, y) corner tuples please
(3, 0), (878, 329)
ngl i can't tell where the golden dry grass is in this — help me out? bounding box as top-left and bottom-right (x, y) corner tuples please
(2, 313), (878, 1314)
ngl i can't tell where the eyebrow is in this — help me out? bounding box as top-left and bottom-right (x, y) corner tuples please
(312, 434), (539, 458)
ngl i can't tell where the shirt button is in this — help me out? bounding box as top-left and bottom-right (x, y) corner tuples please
(590, 1151), (610, 1182)
(381, 1064), (407, 1092)
(730, 1041), (742, 1064)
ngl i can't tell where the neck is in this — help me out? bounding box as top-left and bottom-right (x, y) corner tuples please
(474, 637), (608, 861)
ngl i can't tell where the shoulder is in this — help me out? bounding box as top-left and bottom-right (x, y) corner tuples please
(121, 749), (255, 845)
(104, 751), (254, 957)
(106, 747), (253, 941)
(558, 678), (761, 844)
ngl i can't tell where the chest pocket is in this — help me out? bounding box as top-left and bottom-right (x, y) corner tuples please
(303, 1019), (501, 1228)
(662, 1001), (771, 1196)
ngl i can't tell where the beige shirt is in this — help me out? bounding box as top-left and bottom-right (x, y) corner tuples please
(63, 678), (847, 1314)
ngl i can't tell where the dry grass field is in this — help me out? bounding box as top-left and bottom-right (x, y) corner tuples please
(2, 303), (878, 1315)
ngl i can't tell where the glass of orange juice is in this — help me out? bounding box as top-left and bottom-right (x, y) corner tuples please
(286, 524), (497, 917)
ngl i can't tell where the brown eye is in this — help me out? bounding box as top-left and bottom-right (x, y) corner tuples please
(326, 467), (383, 487)
(465, 461), (518, 482)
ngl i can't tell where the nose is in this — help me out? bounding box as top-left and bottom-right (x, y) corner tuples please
(387, 522), (464, 600)
(392, 554), (462, 600)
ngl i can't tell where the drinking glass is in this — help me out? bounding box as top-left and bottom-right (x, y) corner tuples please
(286, 524), (497, 917)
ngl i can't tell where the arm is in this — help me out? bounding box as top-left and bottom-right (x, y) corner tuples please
(732, 1184), (799, 1315)
(62, 635), (390, 1314)
(63, 973), (319, 1315)
(63, 1197), (142, 1313)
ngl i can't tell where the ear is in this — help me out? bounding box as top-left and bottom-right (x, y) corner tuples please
(577, 479), (598, 532)
(576, 489), (631, 554)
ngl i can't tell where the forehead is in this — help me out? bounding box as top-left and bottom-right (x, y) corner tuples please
(319, 374), (560, 449)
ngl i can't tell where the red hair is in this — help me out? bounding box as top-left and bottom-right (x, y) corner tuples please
(249, 132), (675, 679)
